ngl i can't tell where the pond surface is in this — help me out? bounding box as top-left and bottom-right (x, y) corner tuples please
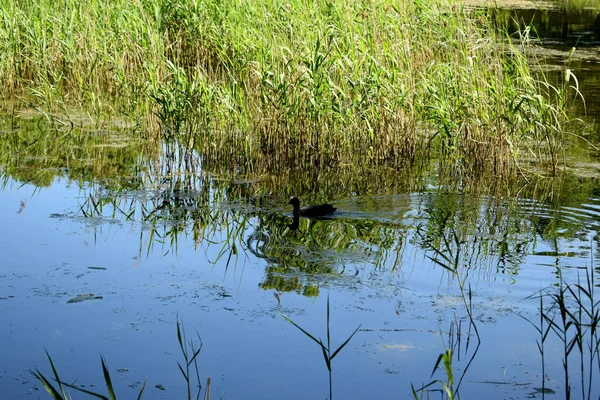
(2, 4), (600, 400)
(3, 172), (600, 400)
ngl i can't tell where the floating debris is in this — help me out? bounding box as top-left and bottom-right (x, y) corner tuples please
(67, 294), (103, 304)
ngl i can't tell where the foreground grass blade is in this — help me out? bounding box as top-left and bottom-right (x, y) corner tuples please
(282, 293), (361, 399)
(281, 314), (325, 348)
(100, 356), (116, 400)
(31, 369), (66, 400)
(30, 349), (68, 399)
(32, 353), (146, 400)
(330, 325), (362, 361)
(31, 318), (205, 400)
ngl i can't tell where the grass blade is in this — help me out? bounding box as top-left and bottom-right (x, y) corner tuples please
(281, 313), (326, 349)
(100, 356), (116, 400)
(31, 369), (67, 400)
(330, 325), (362, 361)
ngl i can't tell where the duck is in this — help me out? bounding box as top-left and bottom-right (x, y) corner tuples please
(288, 197), (337, 218)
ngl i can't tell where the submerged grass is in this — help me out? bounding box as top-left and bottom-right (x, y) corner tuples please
(0, 0), (570, 174)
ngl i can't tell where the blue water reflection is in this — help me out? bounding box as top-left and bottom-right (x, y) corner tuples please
(1, 172), (599, 399)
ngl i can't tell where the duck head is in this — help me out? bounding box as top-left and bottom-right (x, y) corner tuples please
(288, 196), (301, 209)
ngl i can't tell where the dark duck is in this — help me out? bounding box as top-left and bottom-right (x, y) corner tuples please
(288, 197), (337, 218)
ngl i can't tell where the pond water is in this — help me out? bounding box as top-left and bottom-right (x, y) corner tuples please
(2, 5), (600, 400)
(5, 168), (600, 400)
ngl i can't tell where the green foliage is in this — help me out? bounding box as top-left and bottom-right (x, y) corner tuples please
(31, 351), (146, 400)
(176, 319), (204, 400)
(412, 226), (481, 399)
(0, 0), (571, 173)
(411, 349), (455, 400)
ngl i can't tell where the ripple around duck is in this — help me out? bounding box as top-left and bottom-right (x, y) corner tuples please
(511, 197), (600, 232)
(279, 192), (600, 245)
(331, 194), (414, 222)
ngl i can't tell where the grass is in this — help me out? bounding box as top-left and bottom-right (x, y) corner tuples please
(32, 352), (146, 400)
(31, 302), (361, 400)
(412, 226), (481, 399)
(31, 318), (208, 400)
(521, 262), (600, 400)
(282, 294), (361, 400)
(556, 0), (600, 10)
(0, 0), (571, 174)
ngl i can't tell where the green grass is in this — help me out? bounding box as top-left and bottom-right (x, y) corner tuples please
(521, 263), (600, 400)
(0, 0), (570, 173)
(282, 294), (361, 400)
(412, 226), (481, 399)
(556, 0), (600, 10)
(31, 318), (207, 400)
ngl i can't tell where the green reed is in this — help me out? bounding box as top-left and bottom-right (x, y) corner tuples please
(32, 351), (146, 400)
(521, 264), (600, 400)
(31, 318), (207, 400)
(556, 0), (599, 10)
(0, 0), (571, 174)
(412, 348), (455, 400)
(412, 226), (481, 399)
(282, 295), (361, 400)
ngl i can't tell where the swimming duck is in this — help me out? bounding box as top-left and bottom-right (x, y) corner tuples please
(288, 197), (337, 218)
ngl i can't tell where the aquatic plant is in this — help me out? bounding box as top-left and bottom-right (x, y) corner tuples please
(556, 0), (599, 11)
(31, 318), (208, 400)
(281, 295), (361, 400)
(412, 227), (481, 399)
(0, 0), (572, 174)
(176, 319), (205, 400)
(412, 349), (455, 400)
(32, 351), (146, 400)
(521, 263), (600, 400)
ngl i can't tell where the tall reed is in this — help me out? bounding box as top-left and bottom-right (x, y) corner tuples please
(282, 294), (361, 400)
(0, 0), (570, 173)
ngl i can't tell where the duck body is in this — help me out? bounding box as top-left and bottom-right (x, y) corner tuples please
(288, 197), (337, 218)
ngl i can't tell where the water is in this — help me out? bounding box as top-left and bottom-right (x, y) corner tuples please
(492, 4), (600, 127)
(2, 4), (600, 400)
(1, 169), (599, 399)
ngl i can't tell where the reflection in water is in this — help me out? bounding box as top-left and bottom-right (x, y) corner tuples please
(286, 196), (337, 232)
(288, 215), (299, 231)
(1, 121), (599, 294)
(73, 167), (599, 296)
(1, 114), (600, 398)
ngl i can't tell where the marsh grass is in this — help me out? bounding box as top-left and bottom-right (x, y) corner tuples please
(556, 0), (600, 10)
(281, 294), (361, 400)
(31, 318), (207, 400)
(32, 351), (146, 400)
(0, 0), (570, 174)
(412, 348), (455, 400)
(412, 227), (481, 399)
(521, 263), (600, 400)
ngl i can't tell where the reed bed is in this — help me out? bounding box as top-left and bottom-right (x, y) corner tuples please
(0, 0), (568, 173)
